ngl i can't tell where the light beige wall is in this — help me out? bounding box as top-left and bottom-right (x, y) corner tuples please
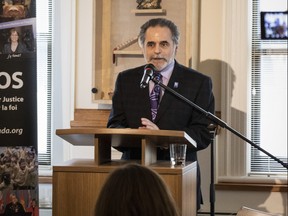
(74, 0), (100, 109)
(197, 0), (224, 112)
(197, 0), (286, 215)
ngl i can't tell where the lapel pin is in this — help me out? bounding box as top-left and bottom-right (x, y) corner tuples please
(174, 82), (179, 88)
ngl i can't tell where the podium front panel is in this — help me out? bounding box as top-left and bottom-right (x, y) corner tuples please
(53, 159), (197, 216)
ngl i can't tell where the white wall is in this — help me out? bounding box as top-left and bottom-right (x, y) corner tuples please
(198, 0), (287, 215)
(55, 0), (287, 215)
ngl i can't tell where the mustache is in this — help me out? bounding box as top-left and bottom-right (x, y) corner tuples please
(150, 56), (167, 61)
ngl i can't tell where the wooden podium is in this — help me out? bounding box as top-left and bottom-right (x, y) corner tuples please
(53, 128), (197, 216)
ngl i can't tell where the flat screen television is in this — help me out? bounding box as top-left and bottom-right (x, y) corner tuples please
(260, 11), (288, 40)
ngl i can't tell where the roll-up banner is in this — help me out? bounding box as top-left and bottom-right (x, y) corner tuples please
(0, 1), (39, 215)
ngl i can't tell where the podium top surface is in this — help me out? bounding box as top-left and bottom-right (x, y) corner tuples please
(56, 128), (197, 149)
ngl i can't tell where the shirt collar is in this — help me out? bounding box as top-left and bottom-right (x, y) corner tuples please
(159, 60), (174, 82)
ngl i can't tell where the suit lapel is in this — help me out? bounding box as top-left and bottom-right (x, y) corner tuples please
(141, 87), (153, 118)
(136, 69), (153, 119)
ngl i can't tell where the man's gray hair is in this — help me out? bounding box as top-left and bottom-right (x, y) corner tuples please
(138, 18), (180, 47)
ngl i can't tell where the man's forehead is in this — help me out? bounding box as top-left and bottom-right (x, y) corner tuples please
(145, 28), (173, 43)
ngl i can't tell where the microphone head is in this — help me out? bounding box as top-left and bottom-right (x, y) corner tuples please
(140, 64), (156, 89)
(144, 63), (156, 72)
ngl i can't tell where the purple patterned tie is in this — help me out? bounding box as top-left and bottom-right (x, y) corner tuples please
(150, 73), (162, 121)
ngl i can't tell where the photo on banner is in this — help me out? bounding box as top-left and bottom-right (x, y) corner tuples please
(0, 0), (38, 215)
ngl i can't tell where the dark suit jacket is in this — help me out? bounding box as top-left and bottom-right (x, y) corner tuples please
(108, 61), (214, 152)
(107, 61), (215, 209)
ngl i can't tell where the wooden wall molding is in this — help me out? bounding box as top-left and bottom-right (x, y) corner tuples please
(215, 182), (287, 192)
(71, 109), (110, 128)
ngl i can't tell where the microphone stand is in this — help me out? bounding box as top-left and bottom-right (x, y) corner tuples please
(208, 124), (217, 216)
(150, 74), (288, 216)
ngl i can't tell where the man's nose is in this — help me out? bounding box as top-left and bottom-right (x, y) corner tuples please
(154, 44), (161, 54)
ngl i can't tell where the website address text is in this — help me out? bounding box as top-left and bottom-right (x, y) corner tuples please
(0, 127), (23, 135)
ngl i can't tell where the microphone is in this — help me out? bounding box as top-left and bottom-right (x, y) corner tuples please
(140, 64), (156, 89)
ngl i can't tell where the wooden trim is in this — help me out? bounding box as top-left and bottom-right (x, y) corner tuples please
(131, 9), (166, 14)
(40, 175), (287, 192)
(39, 176), (52, 184)
(71, 109), (221, 128)
(70, 109), (110, 128)
(215, 182), (287, 192)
